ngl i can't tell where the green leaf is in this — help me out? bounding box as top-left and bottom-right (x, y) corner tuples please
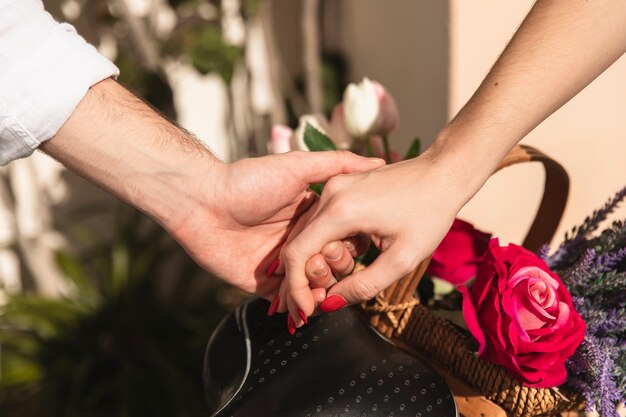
(404, 137), (421, 160)
(359, 243), (381, 266)
(309, 183), (324, 195)
(55, 251), (99, 303)
(303, 123), (336, 152)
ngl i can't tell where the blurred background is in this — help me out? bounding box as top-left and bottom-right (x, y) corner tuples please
(1, 0), (625, 416)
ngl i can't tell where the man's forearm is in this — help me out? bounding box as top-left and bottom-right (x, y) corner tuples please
(40, 78), (223, 231)
(431, 0), (626, 195)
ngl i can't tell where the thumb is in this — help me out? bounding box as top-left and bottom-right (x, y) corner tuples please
(320, 245), (414, 311)
(289, 150), (385, 184)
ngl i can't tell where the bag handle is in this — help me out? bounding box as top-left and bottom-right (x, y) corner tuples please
(364, 144), (570, 337)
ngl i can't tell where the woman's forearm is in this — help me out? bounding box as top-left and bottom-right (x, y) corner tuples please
(431, 0), (626, 198)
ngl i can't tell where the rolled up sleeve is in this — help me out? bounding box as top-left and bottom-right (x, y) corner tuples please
(0, 0), (119, 165)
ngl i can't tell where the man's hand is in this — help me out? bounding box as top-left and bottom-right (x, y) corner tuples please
(42, 78), (383, 301)
(169, 150), (384, 299)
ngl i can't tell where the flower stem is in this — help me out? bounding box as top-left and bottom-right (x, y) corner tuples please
(364, 137), (374, 157)
(382, 135), (392, 163)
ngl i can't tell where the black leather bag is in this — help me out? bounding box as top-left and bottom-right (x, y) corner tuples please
(204, 298), (457, 417)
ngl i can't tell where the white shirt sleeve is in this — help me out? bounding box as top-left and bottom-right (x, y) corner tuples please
(0, 0), (119, 166)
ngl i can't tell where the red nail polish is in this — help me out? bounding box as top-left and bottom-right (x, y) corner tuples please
(287, 315), (296, 335)
(298, 309), (308, 324)
(268, 294), (280, 317)
(265, 258), (280, 277)
(320, 295), (347, 313)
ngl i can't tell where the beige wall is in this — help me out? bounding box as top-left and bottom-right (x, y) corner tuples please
(335, 0), (449, 153)
(451, 1), (626, 246)
(337, 1), (626, 247)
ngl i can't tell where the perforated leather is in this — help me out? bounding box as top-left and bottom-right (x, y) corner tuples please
(204, 298), (457, 417)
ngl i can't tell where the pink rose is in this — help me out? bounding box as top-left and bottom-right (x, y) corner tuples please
(459, 239), (586, 388)
(427, 218), (491, 285)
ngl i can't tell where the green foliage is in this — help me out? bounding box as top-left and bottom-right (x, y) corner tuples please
(0, 205), (232, 417)
(303, 123), (336, 152)
(166, 0), (199, 8)
(241, 0), (261, 16)
(303, 123), (336, 195)
(115, 53), (177, 119)
(404, 137), (421, 160)
(321, 54), (348, 115)
(167, 24), (242, 84)
(359, 244), (381, 267)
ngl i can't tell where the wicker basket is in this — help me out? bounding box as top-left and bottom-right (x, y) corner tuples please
(361, 145), (583, 417)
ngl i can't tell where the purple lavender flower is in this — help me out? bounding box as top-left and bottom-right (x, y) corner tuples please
(548, 187), (626, 415)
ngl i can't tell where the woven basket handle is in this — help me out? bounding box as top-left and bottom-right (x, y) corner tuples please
(366, 144), (570, 337)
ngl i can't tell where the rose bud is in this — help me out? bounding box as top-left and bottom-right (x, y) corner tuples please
(268, 125), (293, 154)
(342, 77), (399, 138)
(427, 218), (491, 285)
(459, 239), (586, 388)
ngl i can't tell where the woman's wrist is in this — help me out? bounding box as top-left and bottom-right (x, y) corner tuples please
(426, 123), (518, 208)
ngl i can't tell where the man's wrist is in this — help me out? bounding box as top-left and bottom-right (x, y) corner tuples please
(41, 78), (224, 233)
(123, 139), (225, 234)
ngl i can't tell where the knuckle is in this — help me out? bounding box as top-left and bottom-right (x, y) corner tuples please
(323, 175), (347, 195)
(283, 244), (301, 265)
(326, 197), (354, 221)
(333, 149), (353, 160)
(351, 278), (380, 301)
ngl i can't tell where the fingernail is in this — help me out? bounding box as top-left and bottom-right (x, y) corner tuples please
(265, 258), (280, 277)
(320, 295), (347, 313)
(343, 240), (355, 254)
(323, 242), (342, 261)
(268, 294), (280, 316)
(314, 265), (328, 277)
(298, 309), (308, 324)
(287, 315), (296, 335)
(368, 157), (383, 163)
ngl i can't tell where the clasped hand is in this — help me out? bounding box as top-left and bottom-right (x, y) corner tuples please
(171, 148), (463, 333)
(274, 149), (465, 330)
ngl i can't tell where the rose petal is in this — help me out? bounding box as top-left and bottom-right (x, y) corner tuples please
(516, 292), (551, 331)
(459, 285), (486, 354)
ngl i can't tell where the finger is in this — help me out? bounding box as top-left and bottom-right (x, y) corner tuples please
(282, 213), (360, 320)
(285, 277), (314, 328)
(275, 199), (322, 276)
(286, 294), (306, 333)
(276, 279), (289, 314)
(311, 288), (327, 304)
(305, 253), (337, 288)
(321, 241), (355, 278)
(267, 291), (280, 316)
(342, 234), (370, 258)
(288, 150), (385, 185)
(320, 244), (416, 312)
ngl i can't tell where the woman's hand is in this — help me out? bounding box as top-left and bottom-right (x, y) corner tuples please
(279, 149), (471, 326)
